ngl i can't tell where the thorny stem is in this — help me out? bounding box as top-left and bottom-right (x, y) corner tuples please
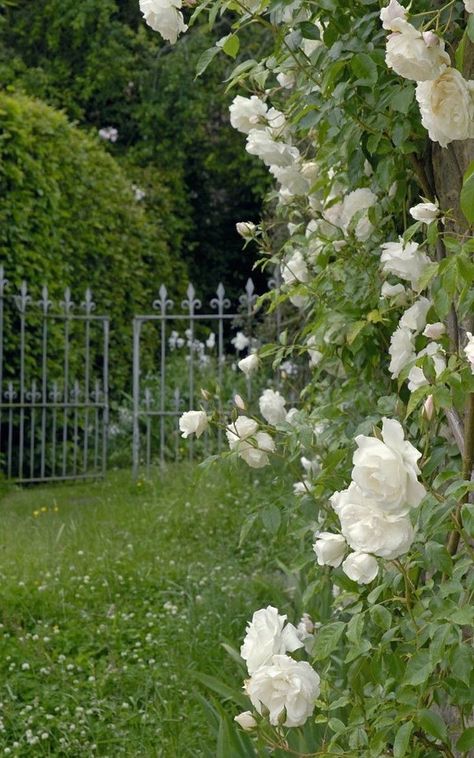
(447, 392), (474, 556)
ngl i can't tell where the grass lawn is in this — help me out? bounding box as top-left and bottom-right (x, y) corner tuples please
(0, 463), (295, 757)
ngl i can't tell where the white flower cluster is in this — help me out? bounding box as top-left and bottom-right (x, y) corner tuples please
(381, 0), (474, 147)
(314, 418), (425, 584)
(226, 415), (275, 468)
(234, 606), (320, 729)
(139, 0), (187, 44)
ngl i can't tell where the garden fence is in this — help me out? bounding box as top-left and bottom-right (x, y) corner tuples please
(0, 267), (109, 483)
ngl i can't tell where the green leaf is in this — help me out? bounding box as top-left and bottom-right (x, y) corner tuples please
(460, 165), (474, 225)
(312, 622), (346, 661)
(457, 727), (474, 752)
(193, 672), (249, 709)
(195, 47), (220, 78)
(425, 541), (453, 575)
(261, 505), (281, 534)
(299, 21), (321, 40)
(222, 34), (240, 59)
(468, 15), (474, 43)
(461, 503), (474, 537)
(393, 721), (414, 758)
(350, 53), (377, 85)
(404, 650), (434, 686)
(369, 604), (392, 631)
(417, 709), (447, 743)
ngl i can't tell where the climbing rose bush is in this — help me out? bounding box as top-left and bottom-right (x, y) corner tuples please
(159, 0), (474, 753)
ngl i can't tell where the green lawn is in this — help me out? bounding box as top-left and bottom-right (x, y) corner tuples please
(0, 464), (293, 757)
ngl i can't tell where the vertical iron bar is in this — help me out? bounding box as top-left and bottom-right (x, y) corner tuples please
(101, 318), (109, 478)
(145, 388), (151, 476)
(182, 284), (201, 462)
(132, 319), (141, 481)
(61, 288), (73, 477)
(174, 388), (181, 461)
(29, 380), (38, 480)
(160, 316), (166, 469)
(72, 381), (80, 475)
(93, 380), (100, 470)
(0, 267), (7, 466)
(6, 383), (14, 479)
(82, 289), (94, 473)
(50, 383), (59, 478)
(16, 282), (30, 480)
(211, 284), (230, 453)
(39, 286), (51, 479)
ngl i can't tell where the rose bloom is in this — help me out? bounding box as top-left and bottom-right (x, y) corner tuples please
(178, 410), (208, 439)
(245, 654), (320, 727)
(240, 606), (303, 675)
(238, 431), (275, 468)
(238, 353), (259, 377)
(409, 200), (439, 224)
(226, 416), (258, 450)
(270, 164), (310, 197)
(407, 342), (446, 392)
(236, 221), (256, 239)
(229, 95), (268, 134)
(259, 389), (287, 425)
(464, 332), (474, 373)
(423, 322), (446, 339)
(234, 711), (257, 731)
(385, 22), (450, 82)
(416, 68), (474, 148)
(139, 0), (187, 43)
(281, 251), (309, 286)
(313, 532), (346, 567)
(342, 552), (379, 584)
(399, 297), (431, 334)
(380, 238), (431, 290)
(352, 417), (426, 516)
(388, 326), (415, 379)
(465, 0), (474, 14)
(232, 331), (250, 352)
(340, 188), (377, 242)
(338, 501), (414, 559)
(380, 0), (406, 32)
(246, 128), (300, 167)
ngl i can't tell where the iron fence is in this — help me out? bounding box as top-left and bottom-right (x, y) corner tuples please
(131, 279), (271, 478)
(0, 267), (109, 483)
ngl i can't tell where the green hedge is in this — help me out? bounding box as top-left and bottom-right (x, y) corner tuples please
(0, 91), (185, 392)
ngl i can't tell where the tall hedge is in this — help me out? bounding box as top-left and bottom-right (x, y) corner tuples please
(0, 91), (185, 391)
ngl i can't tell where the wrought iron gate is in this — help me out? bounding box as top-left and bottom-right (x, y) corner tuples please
(132, 279), (263, 479)
(0, 268), (109, 483)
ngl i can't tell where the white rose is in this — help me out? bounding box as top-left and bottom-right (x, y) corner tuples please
(179, 411), (208, 439)
(270, 165), (310, 197)
(463, 332), (474, 372)
(259, 389), (287, 425)
(236, 221), (256, 239)
(423, 322), (446, 339)
(307, 336), (323, 368)
(423, 394), (435, 420)
(277, 71), (296, 88)
(240, 606), (303, 675)
(342, 552), (379, 584)
(416, 69), (474, 148)
(296, 613), (315, 654)
(407, 342), (446, 392)
(465, 0), (474, 13)
(245, 654), (320, 727)
(229, 95), (268, 134)
(340, 188), (377, 241)
(389, 326), (416, 379)
(380, 238), (431, 290)
(399, 297), (431, 334)
(409, 200), (439, 224)
(285, 407), (299, 424)
(234, 711), (257, 731)
(301, 456), (320, 477)
(238, 431), (275, 468)
(139, 0), (187, 43)
(226, 416), (258, 450)
(380, 0), (407, 32)
(281, 251), (309, 285)
(246, 128), (300, 167)
(238, 353), (259, 376)
(338, 500), (414, 559)
(385, 23), (450, 82)
(234, 394), (246, 410)
(352, 417), (426, 515)
(313, 532), (346, 567)
(232, 331), (250, 352)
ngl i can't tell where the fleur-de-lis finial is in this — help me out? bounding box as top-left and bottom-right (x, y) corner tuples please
(0, 265), (8, 297)
(60, 287), (75, 314)
(210, 282), (231, 314)
(38, 285), (53, 315)
(14, 281), (32, 314)
(181, 283), (202, 314)
(81, 288), (96, 315)
(153, 284), (174, 312)
(239, 278), (257, 315)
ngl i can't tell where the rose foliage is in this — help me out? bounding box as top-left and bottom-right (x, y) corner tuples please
(145, 0), (474, 755)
